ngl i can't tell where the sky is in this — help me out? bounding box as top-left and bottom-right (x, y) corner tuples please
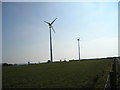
(2, 2), (118, 64)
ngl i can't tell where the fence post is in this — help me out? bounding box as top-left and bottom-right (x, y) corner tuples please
(112, 59), (116, 73)
(109, 72), (116, 90)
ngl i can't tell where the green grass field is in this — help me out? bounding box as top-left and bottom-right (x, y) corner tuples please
(2, 58), (113, 88)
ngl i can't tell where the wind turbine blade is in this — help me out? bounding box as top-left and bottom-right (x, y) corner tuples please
(51, 26), (56, 33)
(79, 38), (81, 41)
(44, 21), (50, 24)
(51, 18), (57, 25)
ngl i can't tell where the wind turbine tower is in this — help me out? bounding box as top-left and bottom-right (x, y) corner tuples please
(77, 38), (81, 60)
(44, 18), (57, 62)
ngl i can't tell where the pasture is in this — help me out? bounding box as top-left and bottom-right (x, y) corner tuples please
(2, 58), (113, 88)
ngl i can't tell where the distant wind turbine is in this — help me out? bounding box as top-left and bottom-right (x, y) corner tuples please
(77, 38), (81, 60)
(44, 18), (57, 62)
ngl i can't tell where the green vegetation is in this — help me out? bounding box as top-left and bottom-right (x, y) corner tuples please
(117, 58), (120, 88)
(2, 58), (113, 88)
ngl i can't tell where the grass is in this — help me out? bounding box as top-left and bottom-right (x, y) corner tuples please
(2, 58), (113, 88)
(117, 57), (120, 88)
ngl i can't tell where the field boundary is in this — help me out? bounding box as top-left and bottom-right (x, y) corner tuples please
(104, 58), (118, 90)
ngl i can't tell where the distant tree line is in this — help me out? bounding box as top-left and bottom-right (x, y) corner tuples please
(2, 57), (117, 66)
(2, 63), (13, 66)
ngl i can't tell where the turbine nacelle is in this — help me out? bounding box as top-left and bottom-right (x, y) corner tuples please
(44, 18), (57, 33)
(77, 38), (81, 41)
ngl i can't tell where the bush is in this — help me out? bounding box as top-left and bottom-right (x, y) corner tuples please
(2, 63), (9, 66)
(48, 60), (51, 63)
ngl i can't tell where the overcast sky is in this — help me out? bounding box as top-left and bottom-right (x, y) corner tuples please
(2, 2), (118, 64)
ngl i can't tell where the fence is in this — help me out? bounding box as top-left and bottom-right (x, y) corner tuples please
(104, 57), (118, 90)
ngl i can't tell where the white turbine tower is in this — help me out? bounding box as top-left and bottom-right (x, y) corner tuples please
(77, 38), (81, 60)
(44, 18), (57, 62)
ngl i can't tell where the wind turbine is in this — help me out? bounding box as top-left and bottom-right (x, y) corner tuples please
(77, 38), (81, 60)
(44, 18), (57, 62)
